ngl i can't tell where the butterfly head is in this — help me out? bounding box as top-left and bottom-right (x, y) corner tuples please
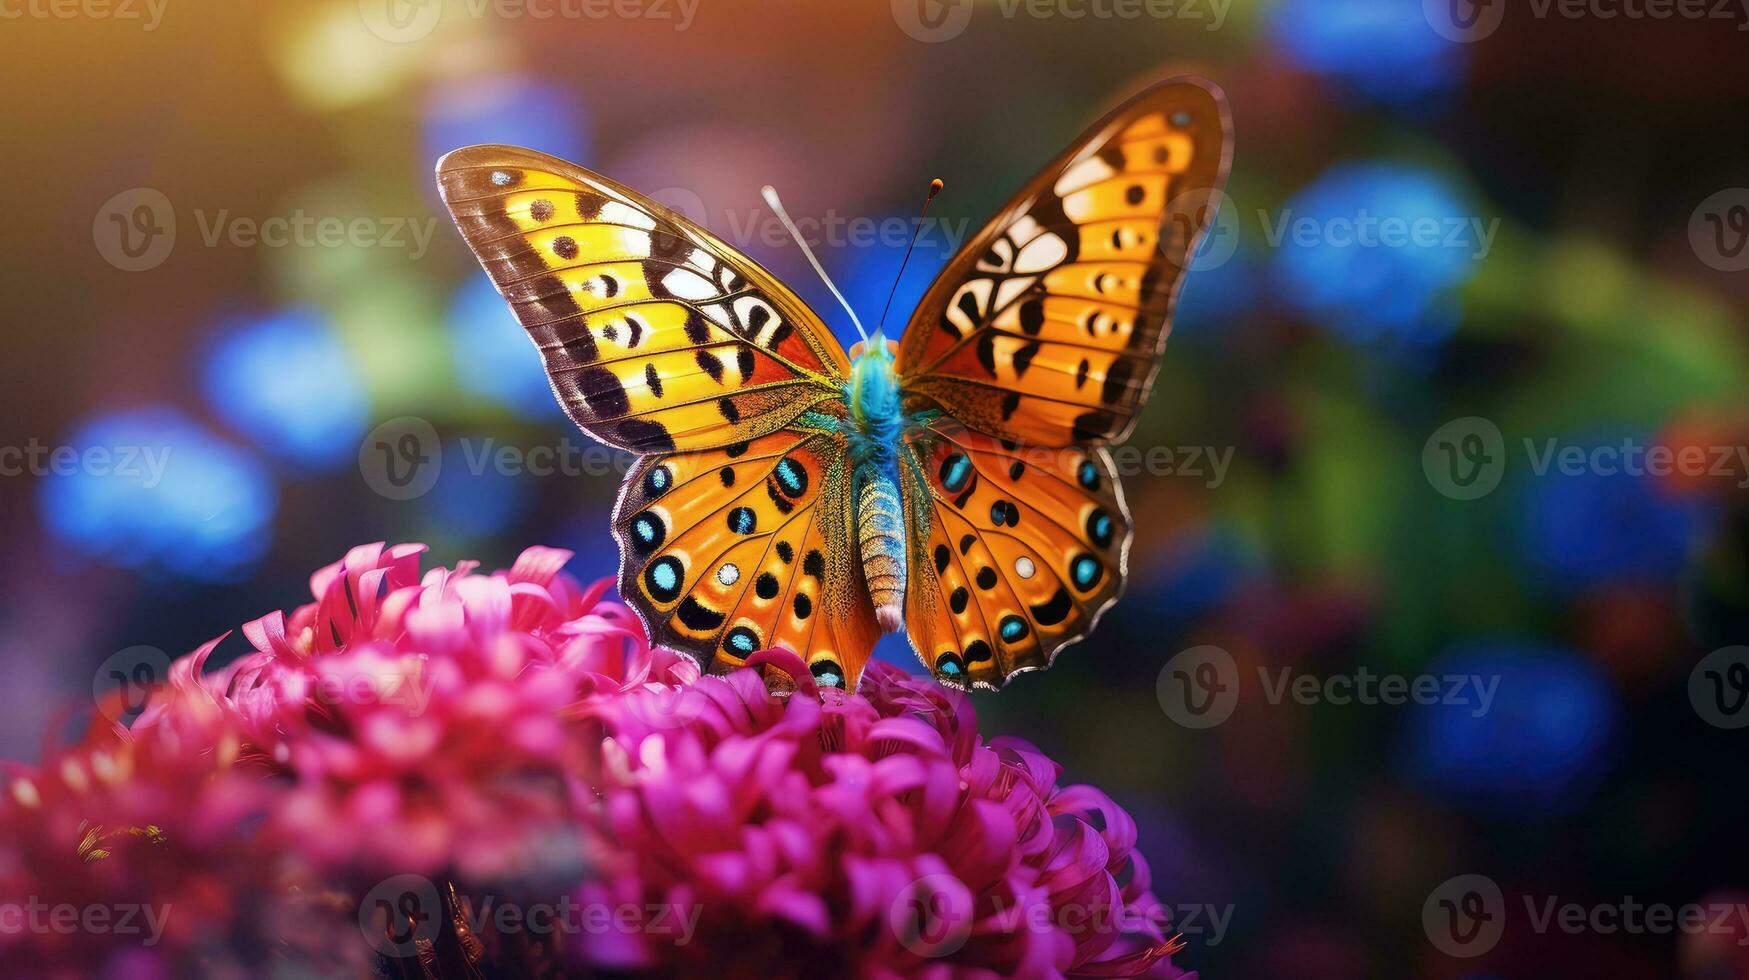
(847, 332), (902, 435)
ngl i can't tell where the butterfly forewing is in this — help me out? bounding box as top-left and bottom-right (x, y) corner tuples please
(437, 145), (850, 454)
(896, 78), (1231, 448)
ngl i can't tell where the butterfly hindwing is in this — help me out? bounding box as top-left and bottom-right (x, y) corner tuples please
(899, 418), (1130, 688)
(437, 145), (850, 453)
(612, 428), (880, 689)
(896, 78), (1231, 448)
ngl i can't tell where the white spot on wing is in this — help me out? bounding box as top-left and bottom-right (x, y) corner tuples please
(600, 201), (656, 230)
(662, 267), (717, 301)
(1014, 233), (1067, 274)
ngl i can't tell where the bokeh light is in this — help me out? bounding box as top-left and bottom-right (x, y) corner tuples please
(38, 407), (277, 583)
(446, 278), (564, 420)
(424, 75), (590, 171)
(202, 307), (370, 471)
(1514, 432), (1715, 593)
(1404, 642), (1619, 816)
(1271, 162), (1482, 349)
(1269, 0), (1462, 107)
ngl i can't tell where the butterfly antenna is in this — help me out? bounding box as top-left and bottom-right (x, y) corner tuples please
(878, 178), (944, 333)
(761, 184), (868, 344)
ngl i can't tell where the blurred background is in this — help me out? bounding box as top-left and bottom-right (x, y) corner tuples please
(5, 0), (1749, 975)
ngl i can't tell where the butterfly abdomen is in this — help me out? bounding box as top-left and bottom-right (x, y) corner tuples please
(857, 470), (907, 633)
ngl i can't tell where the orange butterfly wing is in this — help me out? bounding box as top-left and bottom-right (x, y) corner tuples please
(896, 78), (1231, 448)
(895, 78), (1229, 688)
(437, 145), (849, 453)
(438, 147), (879, 683)
(611, 428), (880, 690)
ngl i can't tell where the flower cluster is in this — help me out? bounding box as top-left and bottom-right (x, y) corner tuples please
(0, 544), (1194, 978)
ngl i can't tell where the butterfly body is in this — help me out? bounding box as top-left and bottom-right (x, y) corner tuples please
(438, 77), (1231, 691)
(825, 334), (913, 632)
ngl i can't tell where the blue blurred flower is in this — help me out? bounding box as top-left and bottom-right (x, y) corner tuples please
(39, 406), (277, 582)
(1515, 432), (1713, 592)
(424, 438), (536, 541)
(424, 76), (589, 168)
(202, 307), (369, 471)
(1271, 163), (1480, 347)
(1270, 0), (1461, 106)
(447, 277), (564, 420)
(1141, 524), (1259, 622)
(1403, 642), (1618, 815)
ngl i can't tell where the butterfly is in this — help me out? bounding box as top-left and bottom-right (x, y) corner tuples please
(436, 77), (1231, 692)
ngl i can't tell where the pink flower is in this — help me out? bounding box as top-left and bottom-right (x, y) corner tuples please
(1, 544), (1198, 978)
(578, 650), (1193, 978)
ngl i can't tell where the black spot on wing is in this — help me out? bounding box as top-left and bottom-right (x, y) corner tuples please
(616, 419), (675, 453)
(576, 367), (630, 418)
(1030, 587), (1073, 627)
(676, 597), (726, 631)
